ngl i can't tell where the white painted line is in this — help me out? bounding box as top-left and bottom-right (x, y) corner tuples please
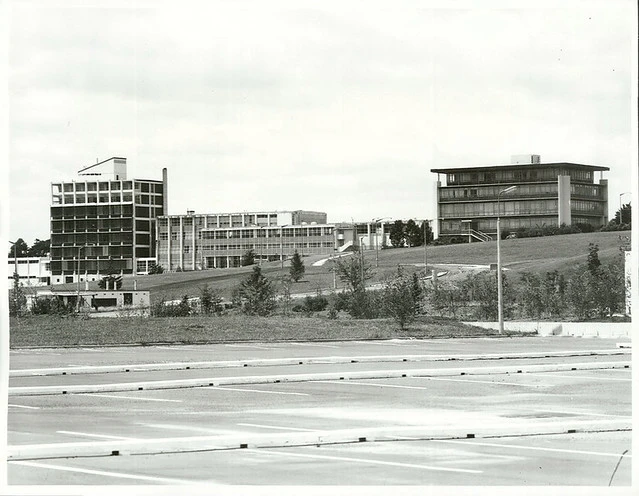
(426, 377), (539, 387)
(206, 386), (309, 396)
(289, 343), (340, 349)
(237, 423), (316, 432)
(520, 409), (632, 419)
(9, 460), (195, 484)
(432, 439), (634, 458)
(79, 393), (183, 403)
(140, 423), (229, 434)
(252, 448), (483, 474)
(8, 404), (40, 410)
(526, 372), (631, 382)
(318, 380), (431, 391)
(225, 344), (273, 350)
(57, 430), (139, 441)
(79, 348), (105, 352)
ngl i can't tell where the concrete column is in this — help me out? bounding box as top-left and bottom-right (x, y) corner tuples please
(599, 179), (609, 225)
(557, 175), (572, 226)
(192, 219), (196, 269)
(179, 216), (184, 270)
(167, 218), (171, 271)
(162, 168), (168, 214)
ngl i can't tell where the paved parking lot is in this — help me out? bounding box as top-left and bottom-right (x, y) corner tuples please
(7, 337), (633, 486)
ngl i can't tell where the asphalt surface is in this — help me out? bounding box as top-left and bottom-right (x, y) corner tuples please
(7, 337), (633, 486)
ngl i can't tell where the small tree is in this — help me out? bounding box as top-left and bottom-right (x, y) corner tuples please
(587, 243), (601, 275)
(404, 219), (423, 247)
(384, 268), (422, 329)
(9, 272), (27, 317)
(237, 266), (276, 316)
(289, 250), (305, 282)
(241, 249), (256, 267)
(148, 263), (164, 275)
(389, 220), (405, 248)
(334, 252), (374, 292)
(199, 284), (223, 315)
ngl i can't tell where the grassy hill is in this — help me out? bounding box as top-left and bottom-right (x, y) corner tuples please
(51, 230), (629, 303)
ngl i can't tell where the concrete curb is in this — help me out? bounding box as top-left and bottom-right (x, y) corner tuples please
(8, 418), (631, 461)
(9, 349), (630, 377)
(9, 360), (630, 396)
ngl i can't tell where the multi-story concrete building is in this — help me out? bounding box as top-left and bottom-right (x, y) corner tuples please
(431, 155), (609, 241)
(156, 210), (336, 270)
(49, 157), (167, 284)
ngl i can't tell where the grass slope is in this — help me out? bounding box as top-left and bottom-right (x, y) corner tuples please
(9, 315), (527, 348)
(50, 230), (628, 302)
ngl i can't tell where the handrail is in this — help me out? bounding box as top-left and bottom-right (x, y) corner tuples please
(468, 229), (491, 242)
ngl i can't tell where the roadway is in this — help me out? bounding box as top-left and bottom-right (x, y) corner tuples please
(7, 337), (633, 486)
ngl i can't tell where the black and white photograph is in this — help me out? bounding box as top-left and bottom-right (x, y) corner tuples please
(1, 0), (637, 492)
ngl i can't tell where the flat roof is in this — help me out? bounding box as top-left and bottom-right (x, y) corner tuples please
(430, 162), (610, 174)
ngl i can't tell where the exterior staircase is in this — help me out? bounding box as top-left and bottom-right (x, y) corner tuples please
(468, 229), (492, 242)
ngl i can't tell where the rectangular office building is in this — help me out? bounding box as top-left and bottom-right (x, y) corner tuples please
(49, 157), (167, 284)
(156, 210), (336, 270)
(431, 156), (609, 241)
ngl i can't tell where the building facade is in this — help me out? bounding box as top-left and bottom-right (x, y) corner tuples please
(6, 257), (51, 290)
(156, 210), (335, 270)
(49, 157), (167, 284)
(431, 156), (609, 241)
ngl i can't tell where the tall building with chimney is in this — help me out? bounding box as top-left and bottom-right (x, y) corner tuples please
(49, 157), (167, 284)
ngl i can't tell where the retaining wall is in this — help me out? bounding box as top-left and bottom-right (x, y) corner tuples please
(467, 321), (632, 339)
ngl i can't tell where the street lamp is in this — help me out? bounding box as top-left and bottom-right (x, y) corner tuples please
(422, 219), (434, 272)
(372, 217), (390, 268)
(76, 244), (94, 311)
(497, 186), (518, 334)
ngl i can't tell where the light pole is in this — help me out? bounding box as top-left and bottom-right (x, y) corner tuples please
(422, 219), (433, 270)
(359, 235), (365, 287)
(497, 186), (517, 334)
(372, 217), (390, 268)
(8, 241), (18, 277)
(76, 244), (94, 311)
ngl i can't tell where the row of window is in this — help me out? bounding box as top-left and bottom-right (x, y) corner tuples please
(446, 168), (595, 186)
(441, 215), (601, 233)
(439, 184), (560, 200)
(53, 181), (163, 194)
(51, 232), (136, 247)
(440, 199), (560, 217)
(52, 192), (163, 206)
(159, 214), (279, 228)
(50, 246), (134, 258)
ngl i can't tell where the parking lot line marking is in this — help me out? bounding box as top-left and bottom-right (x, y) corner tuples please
(8, 404), (40, 410)
(237, 423), (316, 432)
(289, 343), (340, 348)
(79, 393), (183, 403)
(140, 423), (230, 434)
(425, 377), (538, 387)
(206, 386), (309, 396)
(56, 430), (139, 441)
(225, 344), (273, 350)
(522, 409), (631, 419)
(8, 460), (195, 484)
(318, 380), (430, 390)
(432, 439), (633, 458)
(525, 372), (630, 382)
(251, 449), (483, 474)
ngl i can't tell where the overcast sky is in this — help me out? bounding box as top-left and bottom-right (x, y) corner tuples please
(6, 0), (637, 244)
